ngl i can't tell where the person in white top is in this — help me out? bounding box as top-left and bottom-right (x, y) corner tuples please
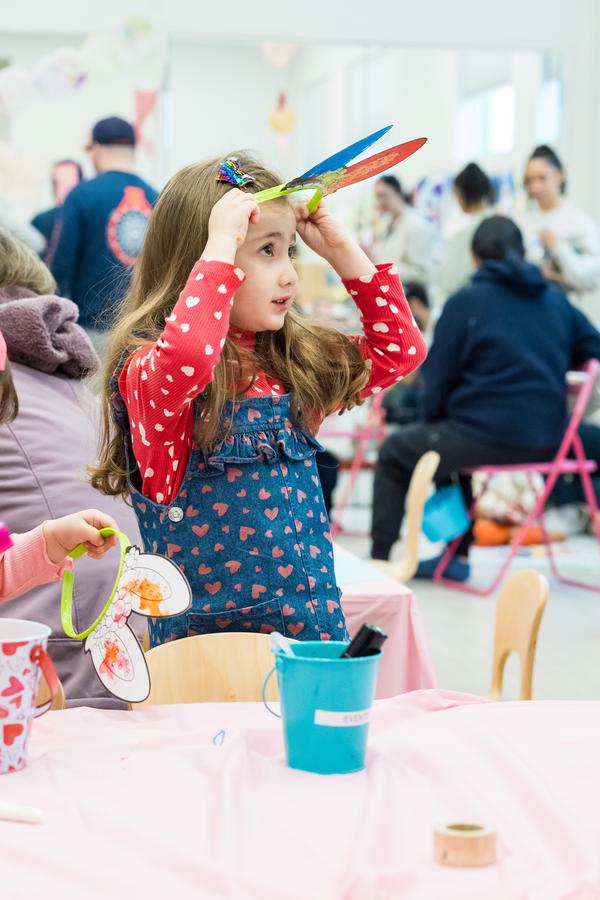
(438, 162), (494, 299)
(521, 145), (600, 301)
(370, 175), (435, 287)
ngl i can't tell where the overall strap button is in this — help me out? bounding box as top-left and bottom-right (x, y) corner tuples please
(168, 506), (184, 523)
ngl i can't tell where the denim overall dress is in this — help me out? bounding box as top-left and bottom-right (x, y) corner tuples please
(111, 376), (348, 647)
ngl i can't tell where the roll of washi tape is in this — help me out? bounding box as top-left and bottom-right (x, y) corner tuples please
(433, 823), (497, 867)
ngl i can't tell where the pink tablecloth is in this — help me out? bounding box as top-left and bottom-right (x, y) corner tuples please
(3, 693), (600, 899)
(335, 544), (436, 697)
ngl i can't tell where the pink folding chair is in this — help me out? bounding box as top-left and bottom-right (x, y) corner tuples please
(320, 393), (387, 538)
(434, 359), (600, 595)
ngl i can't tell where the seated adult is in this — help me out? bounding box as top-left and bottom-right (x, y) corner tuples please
(371, 216), (600, 580)
(0, 229), (142, 706)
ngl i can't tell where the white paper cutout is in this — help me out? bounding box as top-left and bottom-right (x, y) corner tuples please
(84, 546), (192, 703)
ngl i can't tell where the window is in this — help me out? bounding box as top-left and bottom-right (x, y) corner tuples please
(453, 84), (515, 161)
(536, 78), (561, 144)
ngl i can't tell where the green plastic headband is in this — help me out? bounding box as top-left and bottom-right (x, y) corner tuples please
(254, 184), (324, 213)
(60, 528), (131, 640)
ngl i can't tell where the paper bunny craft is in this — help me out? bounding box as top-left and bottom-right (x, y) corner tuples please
(61, 530), (192, 703)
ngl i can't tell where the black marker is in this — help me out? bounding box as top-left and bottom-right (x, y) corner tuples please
(341, 623), (387, 658)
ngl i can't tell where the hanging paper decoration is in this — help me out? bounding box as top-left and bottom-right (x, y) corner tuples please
(251, 124), (427, 213)
(79, 31), (131, 79)
(260, 43), (297, 68)
(0, 17), (161, 115)
(0, 67), (34, 114)
(125, 15), (153, 41)
(269, 92), (295, 134)
(134, 89), (157, 157)
(413, 174), (448, 229)
(31, 48), (87, 99)
(61, 529), (192, 703)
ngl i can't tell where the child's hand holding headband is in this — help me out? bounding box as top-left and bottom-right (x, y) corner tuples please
(42, 510), (119, 565)
(295, 199), (376, 280)
(203, 188), (260, 264)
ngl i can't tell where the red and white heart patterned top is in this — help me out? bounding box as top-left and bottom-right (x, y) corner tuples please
(119, 259), (426, 504)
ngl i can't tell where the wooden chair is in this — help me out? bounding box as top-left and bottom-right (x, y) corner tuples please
(133, 631), (289, 708)
(36, 673), (65, 711)
(370, 450), (441, 583)
(490, 570), (549, 701)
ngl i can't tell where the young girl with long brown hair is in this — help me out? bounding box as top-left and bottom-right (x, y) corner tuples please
(91, 152), (426, 645)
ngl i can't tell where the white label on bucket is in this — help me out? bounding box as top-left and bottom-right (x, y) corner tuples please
(314, 708), (371, 727)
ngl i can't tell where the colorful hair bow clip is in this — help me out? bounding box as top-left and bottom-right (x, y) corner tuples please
(0, 330), (6, 372)
(217, 158), (256, 188)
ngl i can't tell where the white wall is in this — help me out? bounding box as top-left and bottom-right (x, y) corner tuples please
(165, 41), (292, 177)
(2, 33), (160, 213)
(0, 0), (581, 50)
(2, 0), (600, 221)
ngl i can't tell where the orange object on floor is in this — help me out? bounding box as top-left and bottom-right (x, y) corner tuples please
(473, 519), (510, 546)
(474, 520), (550, 547)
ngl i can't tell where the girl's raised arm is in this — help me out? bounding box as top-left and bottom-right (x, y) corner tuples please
(118, 258), (244, 504)
(343, 263), (427, 396)
(117, 189), (258, 505)
(294, 201), (426, 393)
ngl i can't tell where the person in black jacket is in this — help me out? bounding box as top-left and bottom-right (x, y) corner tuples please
(371, 215), (600, 580)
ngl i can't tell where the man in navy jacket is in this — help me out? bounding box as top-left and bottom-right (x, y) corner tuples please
(371, 216), (600, 580)
(50, 117), (158, 351)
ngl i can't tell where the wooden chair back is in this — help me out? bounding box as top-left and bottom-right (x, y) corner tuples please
(491, 570), (549, 701)
(134, 631), (286, 707)
(371, 450), (441, 582)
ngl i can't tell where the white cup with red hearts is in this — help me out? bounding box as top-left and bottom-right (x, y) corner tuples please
(0, 619), (60, 774)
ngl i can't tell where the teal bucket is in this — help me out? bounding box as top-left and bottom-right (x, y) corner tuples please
(422, 484), (470, 543)
(266, 641), (382, 775)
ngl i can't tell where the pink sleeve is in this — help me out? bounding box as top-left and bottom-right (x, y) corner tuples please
(0, 526), (71, 603)
(119, 258), (246, 504)
(343, 263), (427, 398)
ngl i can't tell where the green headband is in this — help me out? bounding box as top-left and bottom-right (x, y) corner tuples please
(60, 528), (131, 640)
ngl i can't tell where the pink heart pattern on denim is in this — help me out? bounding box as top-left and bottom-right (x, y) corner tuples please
(112, 389), (347, 645)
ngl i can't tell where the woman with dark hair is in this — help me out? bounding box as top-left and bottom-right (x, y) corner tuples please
(521, 145), (600, 301)
(371, 215), (600, 581)
(438, 162), (494, 297)
(370, 174), (435, 286)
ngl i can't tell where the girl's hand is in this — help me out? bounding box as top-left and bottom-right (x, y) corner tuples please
(542, 265), (566, 285)
(295, 200), (376, 280)
(294, 199), (349, 260)
(42, 510), (119, 565)
(202, 189), (260, 263)
(539, 228), (559, 252)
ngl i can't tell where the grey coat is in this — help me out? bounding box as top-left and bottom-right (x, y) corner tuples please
(0, 363), (142, 709)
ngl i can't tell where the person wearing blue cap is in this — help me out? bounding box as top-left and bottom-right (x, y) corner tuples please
(50, 116), (158, 354)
